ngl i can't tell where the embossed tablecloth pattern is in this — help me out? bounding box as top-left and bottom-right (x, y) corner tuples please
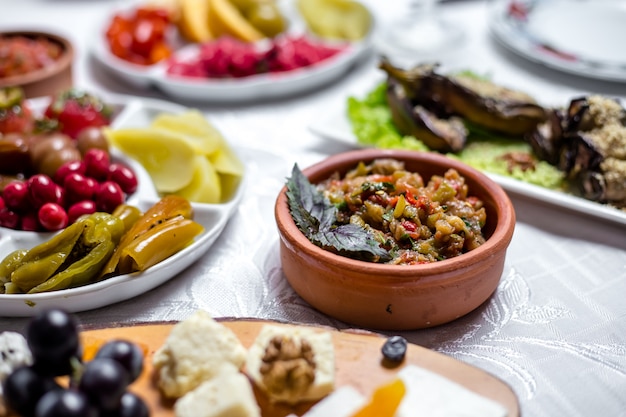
(2, 1), (626, 416)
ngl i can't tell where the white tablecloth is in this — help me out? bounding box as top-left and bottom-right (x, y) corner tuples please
(2, 1), (626, 416)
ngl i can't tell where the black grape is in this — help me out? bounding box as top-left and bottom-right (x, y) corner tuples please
(26, 308), (80, 376)
(3, 365), (61, 417)
(95, 340), (144, 383)
(101, 391), (150, 417)
(35, 389), (98, 417)
(78, 357), (129, 411)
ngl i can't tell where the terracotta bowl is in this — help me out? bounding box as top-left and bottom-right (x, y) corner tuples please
(0, 30), (74, 98)
(274, 149), (516, 331)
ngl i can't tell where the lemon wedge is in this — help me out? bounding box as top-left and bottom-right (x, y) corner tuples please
(105, 127), (196, 193)
(297, 0), (371, 41)
(174, 155), (222, 203)
(152, 110), (224, 155)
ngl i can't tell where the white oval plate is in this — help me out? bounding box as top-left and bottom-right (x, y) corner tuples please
(489, 0), (626, 82)
(91, 0), (373, 102)
(0, 94), (245, 316)
(308, 101), (626, 226)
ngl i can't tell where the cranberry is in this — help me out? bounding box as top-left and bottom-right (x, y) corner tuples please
(67, 200), (96, 224)
(96, 181), (124, 213)
(0, 208), (20, 229)
(21, 212), (41, 231)
(2, 181), (30, 211)
(54, 160), (86, 184)
(83, 148), (111, 181)
(28, 174), (65, 209)
(0, 196), (4, 211)
(63, 173), (98, 205)
(38, 203), (69, 231)
(107, 163), (138, 194)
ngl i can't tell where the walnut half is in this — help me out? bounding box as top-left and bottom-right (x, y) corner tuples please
(260, 335), (316, 399)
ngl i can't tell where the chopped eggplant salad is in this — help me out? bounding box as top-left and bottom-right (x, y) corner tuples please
(287, 159), (486, 265)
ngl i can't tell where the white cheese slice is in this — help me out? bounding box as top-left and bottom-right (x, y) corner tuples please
(245, 324), (335, 404)
(153, 310), (247, 398)
(291, 386), (366, 417)
(395, 365), (509, 417)
(174, 370), (261, 417)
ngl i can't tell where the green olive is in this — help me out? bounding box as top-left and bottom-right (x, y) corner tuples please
(76, 126), (109, 156)
(245, 3), (286, 38)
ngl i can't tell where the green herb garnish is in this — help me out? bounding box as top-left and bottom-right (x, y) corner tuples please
(286, 164), (391, 262)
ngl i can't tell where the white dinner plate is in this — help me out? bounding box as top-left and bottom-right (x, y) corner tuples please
(489, 0), (626, 82)
(308, 103), (626, 226)
(0, 94), (245, 316)
(91, 0), (373, 102)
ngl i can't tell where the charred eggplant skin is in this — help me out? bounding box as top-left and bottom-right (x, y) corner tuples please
(379, 59), (547, 138)
(386, 79), (467, 153)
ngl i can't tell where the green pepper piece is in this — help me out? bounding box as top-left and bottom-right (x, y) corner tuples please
(27, 213), (124, 293)
(84, 212), (125, 245)
(9, 221), (86, 292)
(29, 240), (115, 293)
(18, 221), (86, 265)
(11, 251), (73, 293)
(0, 249), (28, 284)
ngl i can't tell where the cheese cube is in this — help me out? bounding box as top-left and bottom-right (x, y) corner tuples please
(174, 370), (261, 417)
(245, 324), (335, 404)
(153, 310), (247, 398)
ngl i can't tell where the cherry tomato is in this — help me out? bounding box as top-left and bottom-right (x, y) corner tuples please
(38, 203), (69, 231)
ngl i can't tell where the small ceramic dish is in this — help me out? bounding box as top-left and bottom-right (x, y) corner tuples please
(274, 149), (516, 331)
(0, 30), (74, 98)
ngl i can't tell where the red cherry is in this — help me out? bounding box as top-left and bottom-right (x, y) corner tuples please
(21, 212), (41, 231)
(63, 173), (98, 205)
(55, 160), (86, 184)
(107, 163), (138, 194)
(83, 148), (111, 181)
(38, 203), (69, 231)
(96, 181), (125, 213)
(28, 174), (64, 209)
(67, 200), (97, 224)
(0, 208), (20, 229)
(2, 181), (30, 211)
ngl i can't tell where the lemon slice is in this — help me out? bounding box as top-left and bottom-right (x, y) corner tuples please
(105, 127), (196, 193)
(152, 110), (224, 155)
(207, 0), (265, 42)
(174, 155), (222, 203)
(210, 145), (244, 177)
(297, 0), (371, 41)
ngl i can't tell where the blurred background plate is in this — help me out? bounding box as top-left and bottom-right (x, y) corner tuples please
(489, 0), (626, 82)
(90, 0), (374, 102)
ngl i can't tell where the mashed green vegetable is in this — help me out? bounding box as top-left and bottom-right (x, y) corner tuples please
(347, 82), (565, 190)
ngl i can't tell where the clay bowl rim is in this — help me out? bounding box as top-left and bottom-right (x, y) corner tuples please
(275, 148), (516, 288)
(0, 30), (74, 88)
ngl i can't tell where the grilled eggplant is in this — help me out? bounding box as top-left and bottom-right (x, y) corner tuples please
(379, 59), (548, 144)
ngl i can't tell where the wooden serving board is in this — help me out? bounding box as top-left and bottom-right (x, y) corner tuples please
(80, 319), (520, 417)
